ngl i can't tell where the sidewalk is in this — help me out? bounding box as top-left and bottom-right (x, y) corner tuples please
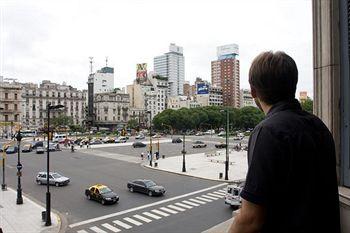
(144, 149), (248, 182)
(0, 188), (60, 233)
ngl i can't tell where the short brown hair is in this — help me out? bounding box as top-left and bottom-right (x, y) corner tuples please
(249, 51), (298, 105)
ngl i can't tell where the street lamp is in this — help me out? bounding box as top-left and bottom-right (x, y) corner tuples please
(181, 130), (187, 172)
(220, 109), (229, 180)
(0, 107), (6, 191)
(45, 103), (64, 226)
(147, 111), (152, 167)
(15, 130), (23, 204)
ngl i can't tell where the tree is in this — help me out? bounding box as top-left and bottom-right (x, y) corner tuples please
(300, 98), (313, 113)
(237, 107), (264, 129)
(51, 115), (73, 128)
(127, 119), (138, 129)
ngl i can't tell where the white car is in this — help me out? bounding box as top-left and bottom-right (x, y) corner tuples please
(135, 134), (145, 139)
(225, 184), (243, 207)
(152, 134), (161, 139)
(115, 137), (127, 143)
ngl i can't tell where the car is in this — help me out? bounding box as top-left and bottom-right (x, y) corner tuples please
(102, 137), (115, 143)
(152, 134), (161, 139)
(85, 184), (119, 205)
(132, 142), (146, 148)
(115, 137), (127, 143)
(127, 179), (166, 196)
(192, 141), (207, 148)
(217, 131), (226, 137)
(195, 132), (204, 136)
(90, 140), (103, 145)
(22, 144), (33, 152)
(36, 172), (70, 186)
(135, 134), (145, 139)
(225, 184), (244, 208)
(6, 146), (18, 154)
(32, 141), (44, 149)
(215, 143), (227, 148)
(36, 146), (45, 154)
(172, 137), (182, 143)
(46, 143), (58, 152)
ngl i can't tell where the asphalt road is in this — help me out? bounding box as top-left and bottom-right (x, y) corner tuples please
(3, 138), (235, 233)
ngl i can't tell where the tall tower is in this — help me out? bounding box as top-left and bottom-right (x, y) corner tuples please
(154, 43), (185, 96)
(87, 57), (95, 126)
(211, 44), (240, 108)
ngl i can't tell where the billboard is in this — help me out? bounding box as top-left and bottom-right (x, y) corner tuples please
(197, 83), (209, 95)
(217, 44), (239, 57)
(136, 63), (147, 83)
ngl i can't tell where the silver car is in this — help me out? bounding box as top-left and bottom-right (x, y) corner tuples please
(36, 172), (70, 186)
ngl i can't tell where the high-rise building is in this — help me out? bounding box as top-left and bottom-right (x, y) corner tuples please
(91, 67), (115, 94)
(211, 44), (240, 108)
(183, 81), (191, 97)
(154, 43), (185, 96)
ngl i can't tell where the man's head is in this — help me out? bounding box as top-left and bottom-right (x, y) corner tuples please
(249, 51), (298, 111)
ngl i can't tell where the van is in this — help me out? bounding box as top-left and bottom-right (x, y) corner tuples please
(225, 184), (243, 207)
(53, 134), (66, 143)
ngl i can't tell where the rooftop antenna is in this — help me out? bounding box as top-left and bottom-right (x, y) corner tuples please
(105, 56), (108, 67)
(89, 57), (94, 74)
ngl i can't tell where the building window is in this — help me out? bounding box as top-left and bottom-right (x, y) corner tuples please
(14, 104), (17, 110)
(14, 93), (17, 100)
(5, 104), (8, 110)
(5, 93), (8, 99)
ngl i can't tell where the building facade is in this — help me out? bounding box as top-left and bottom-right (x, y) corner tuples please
(299, 91), (308, 103)
(91, 67), (115, 94)
(240, 89), (257, 108)
(211, 44), (240, 108)
(154, 43), (185, 96)
(21, 80), (86, 130)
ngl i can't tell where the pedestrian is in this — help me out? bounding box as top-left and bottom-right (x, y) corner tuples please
(141, 152), (144, 160)
(147, 152), (151, 161)
(228, 51), (340, 233)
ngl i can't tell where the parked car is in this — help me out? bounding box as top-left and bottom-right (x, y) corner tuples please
(215, 143), (227, 148)
(127, 179), (166, 196)
(225, 184), (244, 208)
(36, 147), (45, 154)
(135, 134), (145, 139)
(115, 137), (127, 143)
(132, 142), (146, 148)
(102, 137), (115, 143)
(204, 130), (215, 135)
(192, 141), (207, 148)
(195, 132), (204, 136)
(152, 134), (161, 139)
(217, 131), (226, 137)
(172, 137), (182, 143)
(6, 146), (18, 154)
(22, 144), (33, 152)
(36, 172), (70, 186)
(89, 140), (103, 145)
(85, 184), (119, 205)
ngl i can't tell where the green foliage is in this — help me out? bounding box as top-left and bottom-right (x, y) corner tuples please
(300, 98), (313, 113)
(51, 115), (73, 128)
(127, 119), (138, 129)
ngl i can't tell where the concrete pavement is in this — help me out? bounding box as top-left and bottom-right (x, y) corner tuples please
(0, 187), (60, 233)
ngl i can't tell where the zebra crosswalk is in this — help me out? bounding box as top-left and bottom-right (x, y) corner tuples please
(72, 188), (227, 233)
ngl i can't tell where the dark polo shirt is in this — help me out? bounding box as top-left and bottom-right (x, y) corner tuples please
(240, 99), (340, 233)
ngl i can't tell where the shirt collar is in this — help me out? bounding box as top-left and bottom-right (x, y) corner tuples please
(266, 99), (302, 118)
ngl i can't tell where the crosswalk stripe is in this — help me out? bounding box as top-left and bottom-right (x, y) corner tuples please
(160, 207), (178, 214)
(151, 209), (170, 217)
(202, 194), (218, 200)
(196, 196), (213, 202)
(213, 191), (226, 196)
(189, 198), (206, 204)
(216, 190), (226, 194)
(101, 223), (121, 232)
(123, 217), (143, 226)
(174, 202), (193, 209)
(133, 214), (152, 223)
(182, 200), (200, 207)
(77, 230), (89, 233)
(90, 226), (108, 233)
(112, 220), (132, 229)
(142, 211), (162, 220)
(167, 204), (186, 212)
(207, 193), (225, 198)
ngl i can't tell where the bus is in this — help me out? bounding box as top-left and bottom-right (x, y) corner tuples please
(21, 130), (37, 137)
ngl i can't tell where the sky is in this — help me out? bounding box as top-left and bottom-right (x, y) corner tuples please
(0, 0), (313, 97)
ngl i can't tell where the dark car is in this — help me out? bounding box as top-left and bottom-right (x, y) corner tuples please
(192, 141), (207, 148)
(215, 143), (227, 148)
(6, 146), (18, 154)
(132, 142), (146, 148)
(172, 137), (182, 143)
(22, 144), (33, 152)
(85, 184), (119, 205)
(32, 141), (44, 149)
(127, 179), (166, 196)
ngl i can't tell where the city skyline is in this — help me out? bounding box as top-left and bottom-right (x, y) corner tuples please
(0, 0), (312, 96)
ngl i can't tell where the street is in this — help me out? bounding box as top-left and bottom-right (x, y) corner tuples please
(2, 136), (236, 233)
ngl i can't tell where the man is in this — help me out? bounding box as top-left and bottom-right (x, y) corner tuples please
(229, 51), (340, 233)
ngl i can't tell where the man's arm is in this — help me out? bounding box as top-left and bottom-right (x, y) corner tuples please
(228, 198), (266, 233)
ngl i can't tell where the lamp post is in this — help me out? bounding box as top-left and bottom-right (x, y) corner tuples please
(147, 111), (152, 167)
(220, 109), (229, 180)
(15, 130), (23, 204)
(182, 131), (186, 172)
(0, 107), (6, 191)
(45, 103), (64, 226)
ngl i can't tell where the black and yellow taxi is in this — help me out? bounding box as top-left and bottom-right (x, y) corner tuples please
(85, 184), (119, 205)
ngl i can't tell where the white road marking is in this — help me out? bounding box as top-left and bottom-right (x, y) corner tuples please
(202, 194), (218, 200)
(133, 214), (152, 223)
(174, 202), (193, 209)
(182, 200), (200, 207)
(69, 183), (227, 228)
(151, 209), (170, 217)
(123, 217), (143, 226)
(216, 190), (226, 194)
(189, 198), (206, 204)
(196, 197), (213, 202)
(142, 212), (162, 220)
(213, 191), (226, 196)
(207, 193), (225, 198)
(77, 230), (88, 233)
(90, 226), (108, 233)
(167, 204), (186, 212)
(112, 220), (132, 229)
(160, 207), (178, 214)
(101, 223), (121, 232)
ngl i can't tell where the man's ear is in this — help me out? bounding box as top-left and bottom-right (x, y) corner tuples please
(250, 85), (257, 98)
